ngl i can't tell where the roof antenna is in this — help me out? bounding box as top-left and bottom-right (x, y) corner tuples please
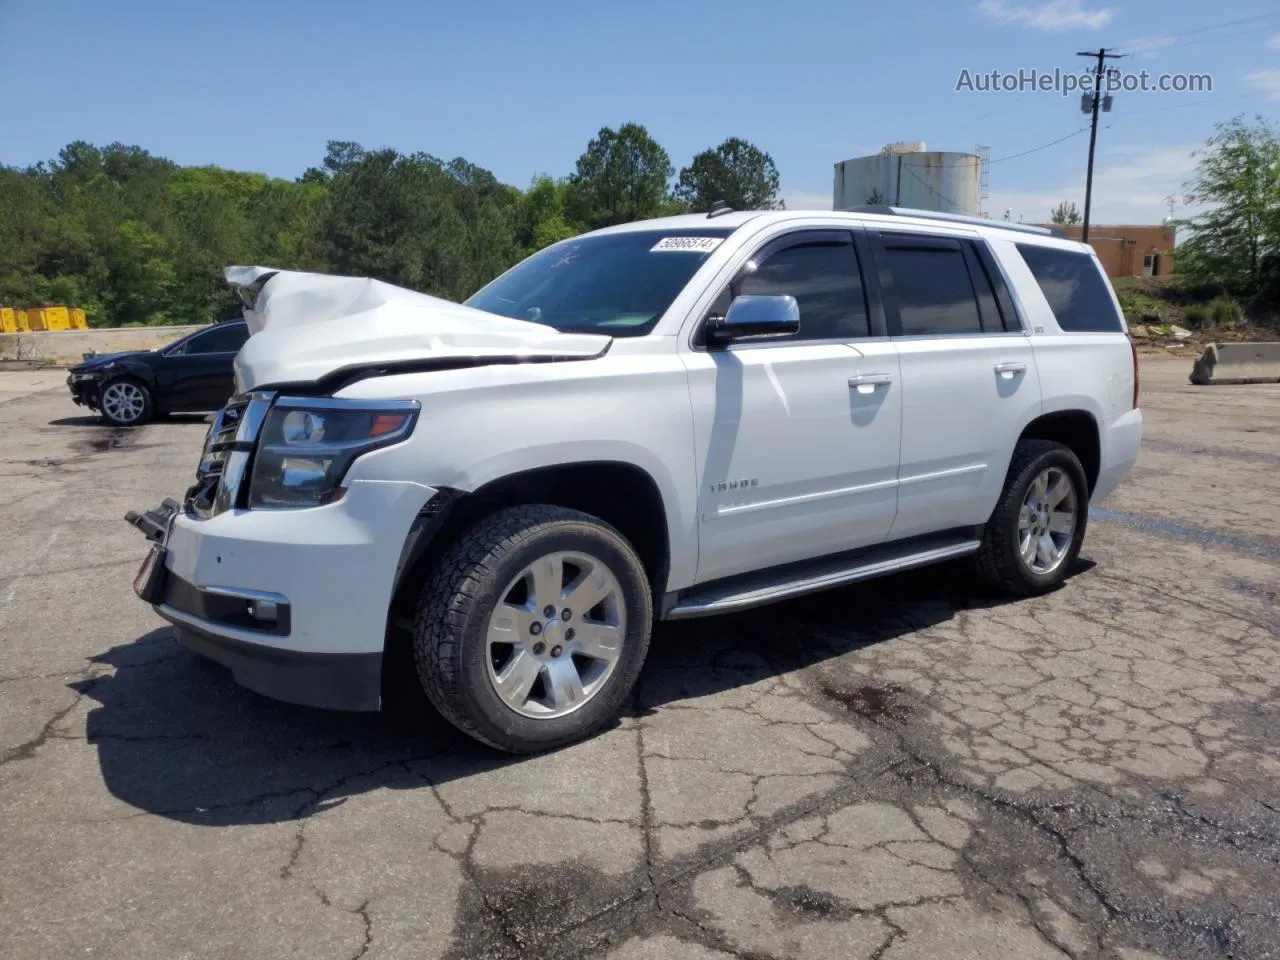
(707, 200), (733, 219)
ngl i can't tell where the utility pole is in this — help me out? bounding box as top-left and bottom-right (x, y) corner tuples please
(1077, 47), (1124, 243)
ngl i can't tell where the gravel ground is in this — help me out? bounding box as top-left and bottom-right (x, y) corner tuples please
(1, 356), (1277, 960)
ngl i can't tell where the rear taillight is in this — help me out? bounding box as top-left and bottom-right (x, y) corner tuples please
(1129, 335), (1140, 409)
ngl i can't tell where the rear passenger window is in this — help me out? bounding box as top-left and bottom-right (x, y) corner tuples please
(877, 237), (983, 336)
(1016, 244), (1123, 332)
(736, 238), (869, 340)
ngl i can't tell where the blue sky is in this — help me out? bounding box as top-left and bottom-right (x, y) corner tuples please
(2, 0), (1278, 224)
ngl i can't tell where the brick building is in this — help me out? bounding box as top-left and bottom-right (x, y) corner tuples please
(1033, 223), (1176, 278)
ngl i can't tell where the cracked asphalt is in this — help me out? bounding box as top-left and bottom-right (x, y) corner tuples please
(1, 355), (1278, 960)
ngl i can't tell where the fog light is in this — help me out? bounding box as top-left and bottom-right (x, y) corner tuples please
(248, 598), (278, 622)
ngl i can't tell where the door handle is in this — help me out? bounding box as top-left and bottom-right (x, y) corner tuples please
(848, 373), (893, 394)
(994, 361), (1027, 379)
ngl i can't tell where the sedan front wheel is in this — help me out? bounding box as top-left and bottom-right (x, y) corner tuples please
(99, 378), (154, 426)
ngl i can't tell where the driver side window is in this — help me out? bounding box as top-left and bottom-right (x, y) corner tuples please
(708, 232), (870, 343)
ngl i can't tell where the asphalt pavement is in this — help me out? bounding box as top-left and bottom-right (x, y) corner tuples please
(1, 356), (1277, 960)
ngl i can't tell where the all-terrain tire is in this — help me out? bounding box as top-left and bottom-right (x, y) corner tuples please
(975, 439), (1089, 596)
(412, 504), (652, 753)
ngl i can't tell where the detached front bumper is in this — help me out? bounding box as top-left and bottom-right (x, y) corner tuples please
(128, 478), (438, 711)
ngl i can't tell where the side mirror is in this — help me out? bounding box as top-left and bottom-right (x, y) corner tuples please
(705, 295), (800, 347)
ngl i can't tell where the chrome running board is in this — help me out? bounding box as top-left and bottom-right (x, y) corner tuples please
(665, 538), (981, 620)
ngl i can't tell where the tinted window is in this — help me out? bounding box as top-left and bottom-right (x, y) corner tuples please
(1016, 244), (1123, 332)
(879, 240), (983, 336)
(736, 239), (869, 340)
(467, 229), (734, 337)
(187, 323), (248, 354)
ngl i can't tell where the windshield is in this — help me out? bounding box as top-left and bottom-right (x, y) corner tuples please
(466, 228), (735, 336)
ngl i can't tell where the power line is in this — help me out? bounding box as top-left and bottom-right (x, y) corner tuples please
(986, 128), (1090, 164)
(1117, 11), (1280, 54)
(899, 161), (978, 215)
(896, 127), (1088, 168)
(1114, 90), (1272, 119)
(1160, 23), (1280, 51)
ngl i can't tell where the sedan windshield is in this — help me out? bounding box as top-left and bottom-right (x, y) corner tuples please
(466, 228), (735, 337)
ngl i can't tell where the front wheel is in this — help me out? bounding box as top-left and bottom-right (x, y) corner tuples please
(975, 439), (1089, 596)
(412, 505), (652, 753)
(99, 378), (154, 426)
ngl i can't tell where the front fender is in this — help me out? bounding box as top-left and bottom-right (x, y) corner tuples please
(352, 437), (699, 591)
(100, 360), (159, 389)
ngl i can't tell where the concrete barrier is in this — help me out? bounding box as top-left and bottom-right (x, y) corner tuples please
(1190, 342), (1280, 385)
(0, 325), (207, 366)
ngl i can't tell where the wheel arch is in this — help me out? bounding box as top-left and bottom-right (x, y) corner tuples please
(385, 459), (663, 621)
(1017, 409), (1101, 494)
(381, 460), (671, 710)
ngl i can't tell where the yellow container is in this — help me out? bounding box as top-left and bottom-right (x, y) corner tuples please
(15, 309), (31, 332)
(70, 307), (88, 330)
(0, 307), (16, 333)
(25, 308), (47, 331)
(41, 306), (72, 331)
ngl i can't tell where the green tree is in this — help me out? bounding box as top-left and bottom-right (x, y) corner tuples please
(673, 137), (783, 212)
(1050, 201), (1081, 225)
(516, 175), (579, 252)
(566, 123), (674, 229)
(314, 144), (521, 301)
(106, 220), (176, 325)
(1178, 115), (1280, 293)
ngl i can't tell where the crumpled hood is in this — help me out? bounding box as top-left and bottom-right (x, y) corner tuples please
(225, 266), (612, 391)
(70, 350), (152, 372)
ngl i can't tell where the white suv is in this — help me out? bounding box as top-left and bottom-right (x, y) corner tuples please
(128, 207), (1142, 753)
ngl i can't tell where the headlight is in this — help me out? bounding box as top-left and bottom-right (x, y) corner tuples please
(248, 396), (420, 508)
(71, 371), (101, 382)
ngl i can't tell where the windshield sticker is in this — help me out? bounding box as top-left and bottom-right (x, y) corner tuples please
(650, 236), (724, 253)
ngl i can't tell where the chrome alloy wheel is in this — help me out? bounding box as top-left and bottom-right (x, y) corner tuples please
(485, 550), (626, 719)
(101, 381), (147, 424)
(1018, 466), (1078, 575)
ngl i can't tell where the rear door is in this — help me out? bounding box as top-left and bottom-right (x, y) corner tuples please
(871, 230), (1042, 540)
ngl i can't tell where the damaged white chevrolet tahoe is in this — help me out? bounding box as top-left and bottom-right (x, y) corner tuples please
(128, 207), (1142, 753)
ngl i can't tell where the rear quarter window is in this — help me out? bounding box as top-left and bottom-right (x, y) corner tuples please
(1015, 243), (1124, 333)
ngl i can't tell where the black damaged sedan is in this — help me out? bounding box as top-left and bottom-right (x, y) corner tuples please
(67, 320), (249, 426)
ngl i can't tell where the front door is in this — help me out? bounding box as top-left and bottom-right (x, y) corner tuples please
(682, 230), (903, 584)
(158, 324), (247, 409)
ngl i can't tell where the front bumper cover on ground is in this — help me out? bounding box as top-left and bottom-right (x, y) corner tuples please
(170, 623), (382, 712)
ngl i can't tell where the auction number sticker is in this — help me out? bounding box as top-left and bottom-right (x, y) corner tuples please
(650, 236), (724, 253)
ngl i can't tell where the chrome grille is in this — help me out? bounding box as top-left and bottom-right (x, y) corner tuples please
(185, 392), (275, 518)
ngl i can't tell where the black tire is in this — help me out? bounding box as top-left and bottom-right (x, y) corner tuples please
(98, 377), (154, 427)
(975, 439), (1089, 596)
(412, 504), (653, 753)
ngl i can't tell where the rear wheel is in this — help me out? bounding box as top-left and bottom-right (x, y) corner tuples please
(412, 505), (652, 753)
(975, 439), (1088, 595)
(99, 378), (153, 426)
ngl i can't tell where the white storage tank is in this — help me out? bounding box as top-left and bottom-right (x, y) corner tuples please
(834, 143), (981, 216)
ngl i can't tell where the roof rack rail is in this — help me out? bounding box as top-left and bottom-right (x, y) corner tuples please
(841, 205), (1067, 239)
